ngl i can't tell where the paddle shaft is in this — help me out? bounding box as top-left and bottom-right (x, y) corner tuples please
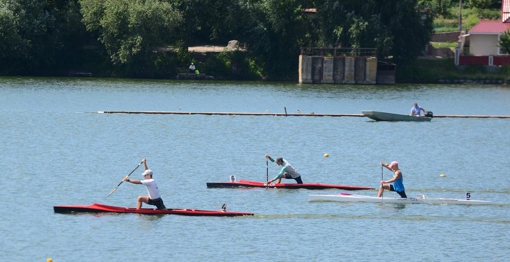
(266, 159), (269, 189)
(381, 165), (384, 202)
(106, 161), (143, 197)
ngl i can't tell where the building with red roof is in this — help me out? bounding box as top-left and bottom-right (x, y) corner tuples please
(504, 0), (510, 22)
(462, 1), (510, 56)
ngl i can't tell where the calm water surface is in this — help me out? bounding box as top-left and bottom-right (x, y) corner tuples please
(0, 77), (509, 261)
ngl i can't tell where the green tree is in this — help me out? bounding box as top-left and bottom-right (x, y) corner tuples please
(500, 30), (510, 54)
(0, 2), (25, 74)
(418, 0), (454, 18)
(0, 0), (61, 75)
(173, 0), (311, 79)
(315, 0), (433, 63)
(0, 0), (95, 75)
(466, 0), (500, 9)
(173, 0), (250, 47)
(80, 0), (182, 65)
(240, 0), (310, 79)
(50, 0), (100, 73)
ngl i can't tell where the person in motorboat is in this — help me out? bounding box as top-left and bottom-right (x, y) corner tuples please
(377, 161), (407, 198)
(266, 154), (303, 184)
(123, 158), (167, 210)
(410, 103), (427, 116)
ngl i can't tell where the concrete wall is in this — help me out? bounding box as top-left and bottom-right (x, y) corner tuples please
(298, 55), (378, 85)
(298, 55), (312, 84)
(333, 57), (345, 84)
(312, 57), (323, 83)
(365, 57), (377, 84)
(322, 57), (334, 83)
(431, 32), (460, 42)
(429, 46), (455, 58)
(354, 57), (366, 84)
(376, 70), (395, 85)
(344, 57), (355, 84)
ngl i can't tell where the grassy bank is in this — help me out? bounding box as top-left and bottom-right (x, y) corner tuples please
(396, 59), (510, 83)
(433, 7), (500, 32)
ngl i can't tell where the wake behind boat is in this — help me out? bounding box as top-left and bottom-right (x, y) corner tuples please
(206, 179), (374, 190)
(362, 110), (432, 122)
(54, 203), (254, 217)
(308, 192), (493, 205)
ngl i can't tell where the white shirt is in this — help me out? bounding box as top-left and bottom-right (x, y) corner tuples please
(140, 179), (162, 199)
(410, 106), (423, 116)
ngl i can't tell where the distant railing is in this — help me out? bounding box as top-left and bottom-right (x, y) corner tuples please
(494, 56), (510, 65)
(458, 56), (488, 65)
(300, 47), (377, 57)
(459, 55), (510, 66)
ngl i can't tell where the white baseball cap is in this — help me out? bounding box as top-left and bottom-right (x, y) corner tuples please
(142, 169), (153, 176)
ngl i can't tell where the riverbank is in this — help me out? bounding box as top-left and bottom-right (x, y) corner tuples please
(182, 53), (510, 84)
(396, 58), (510, 84)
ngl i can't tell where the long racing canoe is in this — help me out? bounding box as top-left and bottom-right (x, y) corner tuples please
(308, 192), (493, 205)
(362, 110), (432, 122)
(54, 203), (254, 217)
(206, 179), (374, 190)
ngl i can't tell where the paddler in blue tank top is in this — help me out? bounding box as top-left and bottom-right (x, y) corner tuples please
(378, 161), (407, 198)
(266, 154), (303, 184)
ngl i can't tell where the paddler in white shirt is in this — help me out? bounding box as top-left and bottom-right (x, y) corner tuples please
(266, 155), (303, 184)
(410, 103), (427, 116)
(123, 158), (167, 210)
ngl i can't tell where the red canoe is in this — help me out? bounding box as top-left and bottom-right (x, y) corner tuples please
(206, 179), (374, 190)
(54, 203), (254, 217)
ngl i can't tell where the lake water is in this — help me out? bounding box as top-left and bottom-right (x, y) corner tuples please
(0, 77), (509, 261)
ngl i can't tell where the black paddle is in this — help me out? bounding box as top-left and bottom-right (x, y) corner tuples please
(266, 158), (269, 189)
(381, 164), (384, 203)
(106, 161), (143, 197)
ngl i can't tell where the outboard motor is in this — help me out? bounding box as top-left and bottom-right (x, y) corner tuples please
(426, 111), (433, 118)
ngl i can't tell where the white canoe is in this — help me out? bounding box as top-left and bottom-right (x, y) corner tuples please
(308, 192), (493, 205)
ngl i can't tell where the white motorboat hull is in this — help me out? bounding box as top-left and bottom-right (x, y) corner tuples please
(362, 110), (432, 122)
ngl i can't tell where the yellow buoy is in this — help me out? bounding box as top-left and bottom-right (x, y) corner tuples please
(323, 153), (329, 158)
(47, 259), (53, 262)
(440, 174), (446, 177)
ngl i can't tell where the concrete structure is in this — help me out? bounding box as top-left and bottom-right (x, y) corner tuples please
(299, 48), (382, 85)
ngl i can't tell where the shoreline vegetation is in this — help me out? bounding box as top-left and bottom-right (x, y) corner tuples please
(1, 1), (508, 84)
(398, 59), (510, 84)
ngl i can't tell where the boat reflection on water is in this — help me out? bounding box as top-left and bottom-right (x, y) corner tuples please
(377, 202), (407, 212)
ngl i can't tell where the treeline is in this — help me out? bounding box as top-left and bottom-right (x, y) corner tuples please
(422, 0), (501, 18)
(0, 0), (498, 80)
